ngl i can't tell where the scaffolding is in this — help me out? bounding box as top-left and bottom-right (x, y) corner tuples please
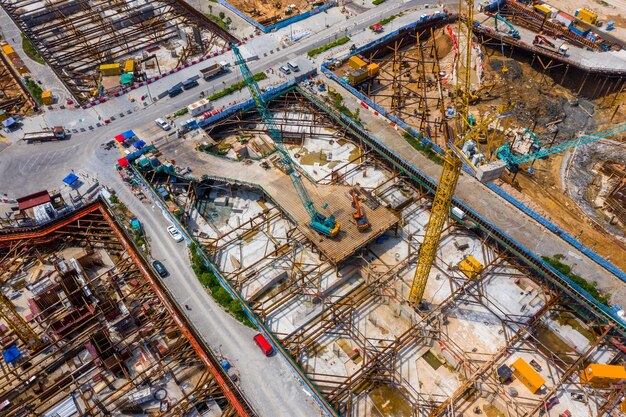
(0, 200), (255, 416)
(0, 0), (238, 102)
(136, 85), (626, 417)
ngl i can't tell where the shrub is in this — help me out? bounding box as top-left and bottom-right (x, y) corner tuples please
(307, 36), (350, 57)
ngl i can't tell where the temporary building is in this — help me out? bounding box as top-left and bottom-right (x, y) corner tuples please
(511, 358), (546, 394)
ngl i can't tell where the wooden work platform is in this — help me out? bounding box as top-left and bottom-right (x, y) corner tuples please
(157, 140), (399, 264)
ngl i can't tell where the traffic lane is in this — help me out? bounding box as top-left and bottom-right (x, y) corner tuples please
(102, 171), (322, 417)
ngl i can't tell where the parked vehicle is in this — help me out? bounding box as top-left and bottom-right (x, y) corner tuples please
(287, 61), (299, 72)
(155, 118), (171, 131)
(199, 63), (225, 81)
(168, 85), (183, 97)
(152, 260), (169, 277)
(253, 334), (274, 356)
(182, 79), (199, 90)
(167, 225), (184, 242)
(279, 66), (291, 75)
(22, 127), (66, 143)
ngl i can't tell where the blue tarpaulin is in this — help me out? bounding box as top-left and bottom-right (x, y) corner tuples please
(2, 345), (21, 365)
(2, 117), (16, 128)
(63, 173), (79, 185)
(134, 140), (146, 149)
(122, 130), (135, 139)
(220, 359), (231, 371)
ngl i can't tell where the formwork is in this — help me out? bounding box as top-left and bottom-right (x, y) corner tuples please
(0, 0), (238, 102)
(132, 82), (626, 417)
(0, 200), (255, 417)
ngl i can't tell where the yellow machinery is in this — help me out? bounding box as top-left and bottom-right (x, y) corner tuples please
(0, 292), (44, 351)
(408, 0), (475, 305)
(458, 255), (484, 279)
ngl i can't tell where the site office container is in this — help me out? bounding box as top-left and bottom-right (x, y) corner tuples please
(253, 334), (274, 356)
(511, 358), (546, 394)
(575, 8), (598, 25)
(579, 364), (626, 386)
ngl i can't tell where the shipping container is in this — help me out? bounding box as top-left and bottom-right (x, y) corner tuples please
(575, 8), (597, 25)
(568, 23), (590, 37)
(41, 91), (53, 105)
(348, 56), (367, 70)
(511, 358), (545, 394)
(124, 59), (135, 73)
(580, 364), (626, 386)
(1, 44), (15, 56)
(533, 4), (551, 17)
(555, 11), (575, 27)
(187, 98), (212, 117)
(100, 63), (121, 76)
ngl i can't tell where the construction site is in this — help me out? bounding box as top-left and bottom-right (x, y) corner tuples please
(0, 40), (33, 117)
(0, 0), (237, 102)
(221, 0), (333, 30)
(329, 2), (626, 272)
(125, 61), (626, 415)
(0, 200), (255, 416)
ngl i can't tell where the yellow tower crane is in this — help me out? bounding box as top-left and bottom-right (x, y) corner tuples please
(0, 292), (44, 351)
(408, 0), (476, 305)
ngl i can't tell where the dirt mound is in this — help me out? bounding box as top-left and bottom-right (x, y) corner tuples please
(433, 31), (453, 59)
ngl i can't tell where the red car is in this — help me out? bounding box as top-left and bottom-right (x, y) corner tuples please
(253, 334), (274, 356)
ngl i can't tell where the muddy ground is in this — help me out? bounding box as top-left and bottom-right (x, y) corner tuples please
(352, 25), (626, 274)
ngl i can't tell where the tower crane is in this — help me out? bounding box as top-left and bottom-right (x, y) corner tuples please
(408, 0), (626, 307)
(231, 44), (340, 237)
(0, 292), (45, 351)
(497, 122), (626, 172)
(408, 0), (474, 305)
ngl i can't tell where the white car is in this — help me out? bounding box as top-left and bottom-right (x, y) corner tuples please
(167, 225), (184, 242)
(155, 118), (171, 131)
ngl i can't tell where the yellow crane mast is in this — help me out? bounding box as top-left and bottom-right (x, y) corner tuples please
(408, 0), (474, 305)
(0, 292), (44, 351)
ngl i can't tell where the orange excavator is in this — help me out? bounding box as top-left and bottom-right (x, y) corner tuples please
(351, 190), (370, 231)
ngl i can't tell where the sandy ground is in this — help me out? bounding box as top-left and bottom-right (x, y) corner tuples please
(545, 0), (626, 42)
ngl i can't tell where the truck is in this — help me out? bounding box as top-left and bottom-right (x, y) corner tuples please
(22, 127), (66, 143)
(199, 63), (225, 80)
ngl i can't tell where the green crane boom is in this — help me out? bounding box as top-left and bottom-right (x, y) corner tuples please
(497, 122), (626, 172)
(231, 44), (340, 237)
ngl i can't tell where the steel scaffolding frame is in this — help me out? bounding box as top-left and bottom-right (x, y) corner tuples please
(0, 0), (237, 101)
(0, 201), (253, 416)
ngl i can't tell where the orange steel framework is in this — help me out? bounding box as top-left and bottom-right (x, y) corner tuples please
(0, 200), (255, 417)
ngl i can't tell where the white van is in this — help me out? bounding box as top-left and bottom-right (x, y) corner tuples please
(287, 61), (299, 72)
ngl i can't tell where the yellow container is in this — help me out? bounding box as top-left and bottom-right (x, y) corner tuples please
(41, 91), (53, 105)
(1, 44), (15, 56)
(348, 56), (366, 70)
(533, 4), (551, 17)
(575, 8), (597, 24)
(511, 358), (545, 394)
(124, 59), (135, 73)
(458, 255), (484, 279)
(366, 63), (379, 77)
(580, 364), (626, 386)
(100, 63), (121, 76)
